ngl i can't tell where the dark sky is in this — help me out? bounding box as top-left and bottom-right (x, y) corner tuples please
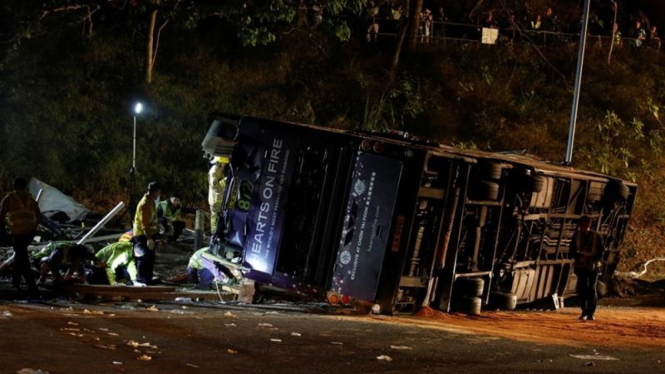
(630, 0), (664, 25)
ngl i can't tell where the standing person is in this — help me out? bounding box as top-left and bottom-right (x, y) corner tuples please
(531, 14), (542, 30)
(628, 20), (646, 47)
(208, 157), (228, 235)
(365, 0), (380, 43)
(648, 25), (661, 50)
(133, 181), (161, 286)
(570, 215), (605, 321)
(0, 177), (41, 298)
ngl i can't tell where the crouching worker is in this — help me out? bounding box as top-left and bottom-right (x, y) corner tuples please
(186, 247), (238, 289)
(34, 241), (105, 285)
(157, 194), (195, 242)
(86, 242), (137, 285)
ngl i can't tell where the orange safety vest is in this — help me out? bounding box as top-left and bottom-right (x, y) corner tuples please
(3, 192), (39, 235)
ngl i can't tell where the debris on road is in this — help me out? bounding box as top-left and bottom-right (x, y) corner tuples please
(112, 361), (123, 365)
(290, 332), (302, 337)
(390, 345), (413, 350)
(377, 355), (393, 362)
(270, 338), (282, 343)
(570, 354), (619, 361)
(186, 364), (200, 368)
(331, 342), (343, 345)
(83, 309), (104, 315)
(127, 341), (158, 350)
(227, 349), (238, 354)
(224, 323), (236, 327)
(95, 344), (116, 350)
(17, 369), (50, 374)
(224, 311), (237, 318)
(137, 355), (152, 361)
(258, 323), (273, 327)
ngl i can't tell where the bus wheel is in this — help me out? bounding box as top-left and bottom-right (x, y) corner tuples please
(456, 296), (482, 315)
(456, 277), (484, 297)
(480, 181), (500, 201)
(489, 292), (517, 311)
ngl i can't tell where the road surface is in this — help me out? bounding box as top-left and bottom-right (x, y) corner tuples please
(0, 301), (663, 374)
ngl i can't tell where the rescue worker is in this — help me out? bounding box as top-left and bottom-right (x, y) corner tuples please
(208, 157), (228, 235)
(570, 215), (605, 321)
(157, 194), (194, 242)
(34, 241), (105, 285)
(133, 181), (161, 286)
(0, 177), (41, 297)
(90, 241), (137, 285)
(186, 247), (238, 289)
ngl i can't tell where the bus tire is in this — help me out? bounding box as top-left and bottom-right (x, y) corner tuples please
(490, 292), (517, 311)
(529, 175), (545, 193)
(456, 296), (482, 315)
(481, 162), (503, 180)
(605, 180), (629, 202)
(480, 181), (500, 201)
(456, 277), (484, 297)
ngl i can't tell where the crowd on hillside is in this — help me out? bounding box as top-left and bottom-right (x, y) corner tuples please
(298, 0), (661, 50)
(362, 1), (661, 49)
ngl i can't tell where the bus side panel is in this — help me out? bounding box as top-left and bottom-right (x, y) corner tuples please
(331, 152), (403, 301)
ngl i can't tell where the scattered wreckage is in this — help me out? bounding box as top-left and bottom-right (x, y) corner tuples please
(202, 114), (637, 314)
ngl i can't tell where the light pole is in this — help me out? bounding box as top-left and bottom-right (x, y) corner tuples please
(565, 0), (592, 165)
(129, 102), (143, 218)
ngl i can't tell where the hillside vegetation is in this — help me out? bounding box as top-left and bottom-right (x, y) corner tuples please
(1, 3), (664, 274)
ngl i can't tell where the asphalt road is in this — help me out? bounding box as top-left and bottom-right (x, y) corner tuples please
(0, 301), (663, 374)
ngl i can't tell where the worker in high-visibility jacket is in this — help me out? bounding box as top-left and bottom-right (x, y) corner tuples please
(34, 240), (104, 285)
(208, 157), (229, 235)
(0, 177), (41, 297)
(133, 181), (162, 286)
(186, 247), (239, 289)
(92, 242), (137, 285)
(157, 195), (195, 242)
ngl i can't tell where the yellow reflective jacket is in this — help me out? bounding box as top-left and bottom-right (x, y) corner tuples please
(133, 194), (158, 238)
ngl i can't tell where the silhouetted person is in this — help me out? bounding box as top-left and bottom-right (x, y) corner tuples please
(628, 20), (646, 47)
(0, 177), (41, 298)
(570, 216), (605, 321)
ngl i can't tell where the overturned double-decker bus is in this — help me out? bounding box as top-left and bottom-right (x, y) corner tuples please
(202, 114), (636, 314)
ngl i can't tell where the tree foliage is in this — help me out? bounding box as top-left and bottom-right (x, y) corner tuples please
(1, 0), (664, 272)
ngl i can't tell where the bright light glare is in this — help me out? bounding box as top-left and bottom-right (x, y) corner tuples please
(134, 102), (143, 114)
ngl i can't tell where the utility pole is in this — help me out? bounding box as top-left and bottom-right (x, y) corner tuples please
(565, 0), (592, 165)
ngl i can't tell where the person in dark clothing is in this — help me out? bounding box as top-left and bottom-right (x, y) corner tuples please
(569, 215), (605, 321)
(0, 177), (41, 298)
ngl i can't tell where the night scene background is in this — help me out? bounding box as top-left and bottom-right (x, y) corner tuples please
(1, 0), (664, 273)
